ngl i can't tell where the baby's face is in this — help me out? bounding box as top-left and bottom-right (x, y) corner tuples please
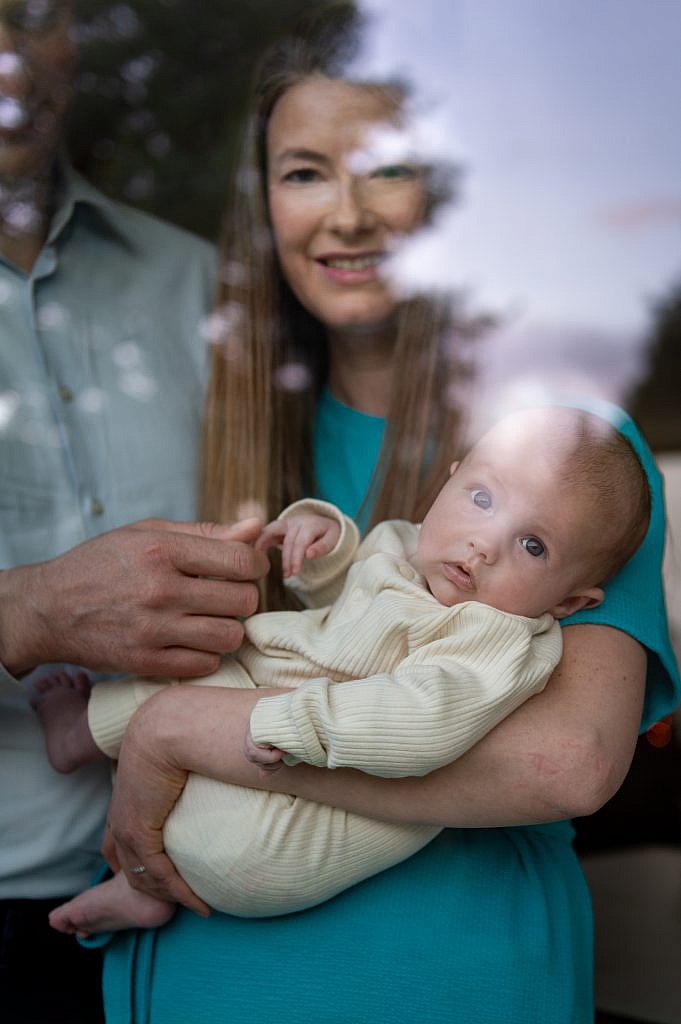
(414, 419), (603, 619)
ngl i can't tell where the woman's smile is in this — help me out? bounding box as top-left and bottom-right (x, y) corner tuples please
(315, 250), (387, 284)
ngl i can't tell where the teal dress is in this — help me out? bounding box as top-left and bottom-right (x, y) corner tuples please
(100, 392), (680, 1024)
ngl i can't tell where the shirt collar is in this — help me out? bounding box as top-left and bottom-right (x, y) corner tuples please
(46, 160), (132, 249)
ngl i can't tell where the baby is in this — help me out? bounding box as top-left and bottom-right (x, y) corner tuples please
(34, 405), (650, 934)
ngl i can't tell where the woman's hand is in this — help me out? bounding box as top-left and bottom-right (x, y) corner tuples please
(105, 697), (211, 916)
(105, 683), (293, 913)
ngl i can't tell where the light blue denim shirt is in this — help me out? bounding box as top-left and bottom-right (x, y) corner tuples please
(0, 166), (216, 897)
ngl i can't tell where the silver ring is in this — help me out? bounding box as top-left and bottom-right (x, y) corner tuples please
(130, 864), (147, 875)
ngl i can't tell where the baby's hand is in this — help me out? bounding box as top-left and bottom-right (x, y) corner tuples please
(256, 514), (341, 577)
(243, 724), (286, 774)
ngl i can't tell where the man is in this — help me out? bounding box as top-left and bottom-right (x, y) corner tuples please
(0, 3), (267, 1020)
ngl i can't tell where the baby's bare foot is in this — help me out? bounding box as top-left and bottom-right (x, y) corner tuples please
(49, 872), (176, 938)
(31, 670), (104, 773)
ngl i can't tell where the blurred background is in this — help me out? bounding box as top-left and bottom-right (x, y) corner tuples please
(69, 2), (681, 1020)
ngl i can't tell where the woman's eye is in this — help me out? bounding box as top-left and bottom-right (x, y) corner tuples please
(283, 168), (321, 184)
(521, 536), (545, 558)
(471, 489), (492, 510)
(371, 164), (416, 180)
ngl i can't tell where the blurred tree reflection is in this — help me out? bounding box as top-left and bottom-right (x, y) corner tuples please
(69, 0), (343, 239)
(629, 279), (681, 452)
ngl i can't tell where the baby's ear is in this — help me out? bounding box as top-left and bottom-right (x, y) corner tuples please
(449, 460), (460, 476)
(551, 587), (604, 620)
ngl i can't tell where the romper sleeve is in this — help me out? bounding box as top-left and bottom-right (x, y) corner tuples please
(250, 604), (562, 778)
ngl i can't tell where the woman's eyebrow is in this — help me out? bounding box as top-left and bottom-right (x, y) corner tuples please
(274, 148), (329, 167)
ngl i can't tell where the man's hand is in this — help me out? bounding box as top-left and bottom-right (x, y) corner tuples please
(0, 517), (269, 678)
(256, 514), (340, 578)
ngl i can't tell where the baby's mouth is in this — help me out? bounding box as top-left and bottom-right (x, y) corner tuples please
(442, 561), (476, 591)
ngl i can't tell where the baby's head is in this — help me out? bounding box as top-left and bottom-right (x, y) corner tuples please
(415, 406), (650, 618)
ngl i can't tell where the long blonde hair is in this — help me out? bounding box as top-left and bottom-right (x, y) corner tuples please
(201, 4), (478, 606)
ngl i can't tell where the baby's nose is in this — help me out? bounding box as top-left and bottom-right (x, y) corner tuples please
(468, 533), (498, 564)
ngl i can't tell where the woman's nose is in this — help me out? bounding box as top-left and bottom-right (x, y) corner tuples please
(325, 178), (376, 237)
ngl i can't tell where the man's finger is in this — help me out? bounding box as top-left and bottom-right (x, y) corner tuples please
(125, 518), (270, 579)
(157, 615), (246, 654)
(220, 517), (263, 543)
(125, 647), (223, 679)
(172, 577), (260, 619)
(131, 516), (261, 544)
(168, 534), (270, 582)
(255, 521), (287, 551)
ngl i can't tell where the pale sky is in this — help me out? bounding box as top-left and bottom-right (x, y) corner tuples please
(351, 0), (681, 404)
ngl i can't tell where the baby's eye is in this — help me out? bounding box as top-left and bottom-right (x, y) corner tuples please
(283, 167), (321, 184)
(371, 164), (416, 180)
(521, 536), (545, 558)
(471, 489), (492, 510)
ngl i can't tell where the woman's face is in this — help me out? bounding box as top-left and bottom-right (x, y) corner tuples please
(266, 76), (427, 332)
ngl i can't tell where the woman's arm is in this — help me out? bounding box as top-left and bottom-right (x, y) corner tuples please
(250, 609), (561, 777)
(282, 623), (645, 826)
(108, 623), (645, 905)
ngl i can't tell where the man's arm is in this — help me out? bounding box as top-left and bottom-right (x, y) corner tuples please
(106, 623), (645, 907)
(0, 517), (269, 679)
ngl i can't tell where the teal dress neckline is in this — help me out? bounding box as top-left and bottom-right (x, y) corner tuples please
(313, 388), (386, 532)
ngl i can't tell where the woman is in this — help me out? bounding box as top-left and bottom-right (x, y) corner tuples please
(99, 9), (680, 1023)
(201, 15), (466, 597)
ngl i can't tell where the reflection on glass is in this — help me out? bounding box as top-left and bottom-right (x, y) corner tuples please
(344, 0), (681, 445)
(63, 1), (680, 454)
(0, 1), (677, 1021)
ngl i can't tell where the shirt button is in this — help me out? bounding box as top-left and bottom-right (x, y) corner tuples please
(58, 384), (73, 402)
(90, 498), (104, 517)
